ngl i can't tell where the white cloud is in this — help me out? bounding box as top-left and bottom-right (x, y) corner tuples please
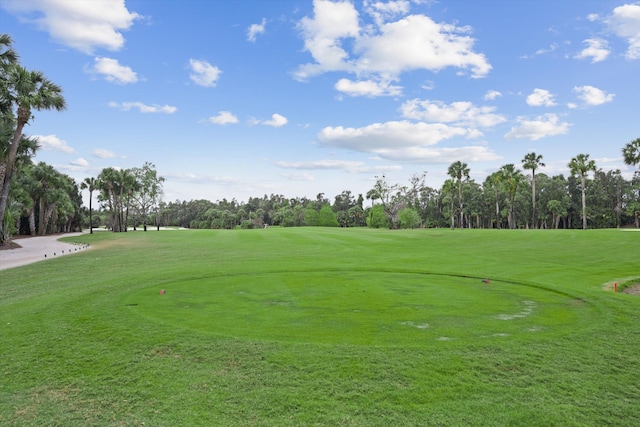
(70, 157), (89, 167)
(276, 159), (403, 174)
(281, 172), (315, 181)
(260, 113), (288, 127)
(207, 111), (239, 125)
(400, 99), (506, 128)
(1, 0), (140, 54)
(109, 101), (177, 114)
(335, 78), (402, 97)
(574, 38), (610, 63)
(247, 18), (266, 42)
(295, 0), (491, 88)
(316, 120), (498, 163)
(484, 90), (502, 101)
(92, 148), (118, 159)
(88, 57), (137, 84)
(504, 114), (570, 141)
(34, 134), (75, 153)
(354, 14), (491, 78)
(364, 0), (410, 26)
(573, 85), (615, 106)
(526, 88), (557, 107)
(605, 3), (640, 60)
(189, 59), (222, 87)
(277, 159), (366, 170)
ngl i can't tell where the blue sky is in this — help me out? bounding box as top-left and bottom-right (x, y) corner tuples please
(1, 0), (639, 205)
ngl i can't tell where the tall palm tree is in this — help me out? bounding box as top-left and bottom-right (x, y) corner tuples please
(484, 172), (503, 229)
(442, 179), (456, 230)
(622, 137), (640, 169)
(522, 152), (545, 228)
(568, 153), (597, 230)
(0, 64), (66, 242)
(80, 177), (97, 234)
(447, 161), (470, 229)
(498, 164), (524, 229)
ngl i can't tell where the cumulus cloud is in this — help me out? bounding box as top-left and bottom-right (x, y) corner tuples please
(88, 57), (137, 84)
(526, 88), (557, 107)
(294, 0), (491, 95)
(484, 90), (502, 101)
(276, 159), (403, 174)
(335, 78), (402, 97)
(33, 134), (75, 153)
(92, 148), (118, 159)
(574, 38), (610, 63)
(605, 3), (640, 60)
(70, 157), (89, 167)
(256, 113), (288, 127)
(247, 18), (266, 42)
(316, 120), (499, 163)
(1, 0), (140, 54)
(573, 85), (615, 106)
(400, 99), (507, 128)
(189, 59), (222, 87)
(504, 113), (570, 141)
(207, 111), (239, 125)
(108, 101), (177, 114)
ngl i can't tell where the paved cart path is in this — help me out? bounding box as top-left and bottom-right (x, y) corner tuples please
(0, 233), (87, 271)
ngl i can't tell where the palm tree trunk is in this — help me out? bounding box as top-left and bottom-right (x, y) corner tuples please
(0, 116), (28, 240)
(28, 207), (36, 236)
(581, 175), (587, 230)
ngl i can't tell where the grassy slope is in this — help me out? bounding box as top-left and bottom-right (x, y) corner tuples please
(1, 228), (639, 426)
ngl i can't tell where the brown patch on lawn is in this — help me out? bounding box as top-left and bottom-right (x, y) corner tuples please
(623, 283), (640, 296)
(603, 278), (640, 295)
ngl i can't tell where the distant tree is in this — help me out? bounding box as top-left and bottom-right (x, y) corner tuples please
(568, 153), (597, 229)
(80, 177), (97, 233)
(622, 137), (640, 169)
(398, 207), (420, 229)
(318, 205), (338, 227)
(368, 172), (427, 229)
(366, 204), (390, 228)
(522, 152), (545, 228)
(447, 161), (470, 229)
(498, 164), (525, 229)
(484, 172), (503, 229)
(132, 162), (164, 231)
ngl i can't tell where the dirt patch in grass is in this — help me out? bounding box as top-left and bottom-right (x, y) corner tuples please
(603, 278), (640, 295)
(623, 283), (640, 296)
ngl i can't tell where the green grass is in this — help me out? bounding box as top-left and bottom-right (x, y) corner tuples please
(1, 228), (639, 426)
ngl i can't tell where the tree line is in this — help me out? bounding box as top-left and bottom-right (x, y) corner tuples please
(152, 145), (639, 231)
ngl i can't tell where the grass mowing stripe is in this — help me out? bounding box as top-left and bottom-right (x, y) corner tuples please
(1, 228), (639, 425)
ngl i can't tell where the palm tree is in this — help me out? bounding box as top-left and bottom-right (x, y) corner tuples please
(80, 177), (97, 233)
(447, 161), (470, 229)
(622, 137), (640, 169)
(498, 164), (524, 229)
(0, 34), (19, 114)
(484, 172), (503, 229)
(568, 153), (597, 230)
(442, 179), (456, 230)
(0, 64), (66, 243)
(522, 152), (545, 228)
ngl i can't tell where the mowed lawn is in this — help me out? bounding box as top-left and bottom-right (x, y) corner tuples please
(1, 227), (639, 426)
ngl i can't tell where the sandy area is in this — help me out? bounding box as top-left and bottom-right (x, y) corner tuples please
(0, 232), (88, 271)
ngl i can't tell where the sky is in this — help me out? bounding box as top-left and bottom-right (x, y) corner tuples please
(1, 0), (639, 206)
